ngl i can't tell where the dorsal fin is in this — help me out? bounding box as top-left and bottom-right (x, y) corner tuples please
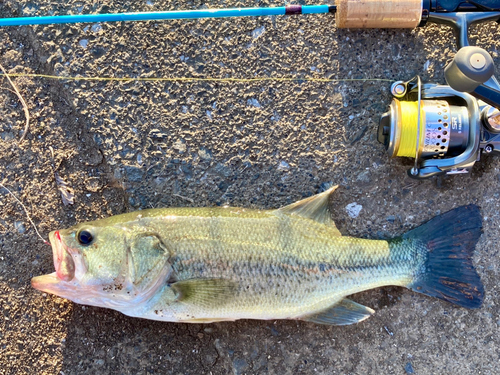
(276, 186), (340, 234)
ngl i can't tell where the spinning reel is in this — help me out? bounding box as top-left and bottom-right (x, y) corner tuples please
(378, 4), (500, 179)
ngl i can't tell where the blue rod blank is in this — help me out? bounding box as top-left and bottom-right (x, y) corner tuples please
(0, 5), (331, 27)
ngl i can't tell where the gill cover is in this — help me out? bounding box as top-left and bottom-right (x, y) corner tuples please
(128, 233), (171, 289)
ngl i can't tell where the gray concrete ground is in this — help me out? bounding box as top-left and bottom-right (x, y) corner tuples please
(1, 0), (500, 374)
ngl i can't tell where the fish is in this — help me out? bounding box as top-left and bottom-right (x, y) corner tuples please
(31, 186), (484, 325)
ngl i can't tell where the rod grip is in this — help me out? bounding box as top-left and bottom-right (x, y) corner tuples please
(336, 0), (422, 28)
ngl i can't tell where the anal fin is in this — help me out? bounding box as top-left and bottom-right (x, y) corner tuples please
(301, 298), (375, 326)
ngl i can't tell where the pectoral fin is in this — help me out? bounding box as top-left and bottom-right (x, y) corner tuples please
(171, 278), (237, 308)
(276, 186), (341, 235)
(301, 298), (375, 326)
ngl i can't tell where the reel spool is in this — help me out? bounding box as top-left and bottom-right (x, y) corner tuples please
(380, 99), (469, 159)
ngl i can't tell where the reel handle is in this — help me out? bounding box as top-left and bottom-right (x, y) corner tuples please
(444, 46), (500, 110)
(444, 46), (495, 92)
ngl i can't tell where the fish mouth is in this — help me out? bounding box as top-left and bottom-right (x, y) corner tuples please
(31, 230), (76, 295)
(31, 231), (75, 296)
(51, 230), (75, 282)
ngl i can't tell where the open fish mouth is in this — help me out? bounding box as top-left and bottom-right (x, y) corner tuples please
(51, 230), (75, 282)
(31, 231), (76, 294)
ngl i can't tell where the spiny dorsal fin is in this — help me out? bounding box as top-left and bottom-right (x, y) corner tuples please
(301, 298), (375, 326)
(171, 278), (237, 308)
(276, 186), (340, 233)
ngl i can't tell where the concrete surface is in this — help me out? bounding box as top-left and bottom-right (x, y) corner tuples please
(1, 0), (499, 374)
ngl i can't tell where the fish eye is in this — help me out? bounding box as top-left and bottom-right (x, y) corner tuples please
(77, 230), (94, 245)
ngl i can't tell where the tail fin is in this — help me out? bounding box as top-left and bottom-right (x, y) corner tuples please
(403, 205), (484, 309)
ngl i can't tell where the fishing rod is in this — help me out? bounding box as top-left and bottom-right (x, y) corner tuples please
(1, 0), (500, 178)
(0, 1), (496, 30)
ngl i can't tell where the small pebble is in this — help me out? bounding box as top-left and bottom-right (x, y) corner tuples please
(14, 221), (25, 234)
(247, 98), (261, 108)
(173, 139), (187, 153)
(252, 26), (265, 39)
(346, 203), (362, 219)
(91, 24), (102, 33)
(198, 147), (213, 161)
(277, 161), (290, 171)
(405, 362), (415, 374)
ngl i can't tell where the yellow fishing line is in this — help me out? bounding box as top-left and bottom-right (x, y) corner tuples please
(396, 101), (425, 158)
(0, 72), (393, 83)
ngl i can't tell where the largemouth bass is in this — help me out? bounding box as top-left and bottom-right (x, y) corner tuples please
(32, 187), (484, 325)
